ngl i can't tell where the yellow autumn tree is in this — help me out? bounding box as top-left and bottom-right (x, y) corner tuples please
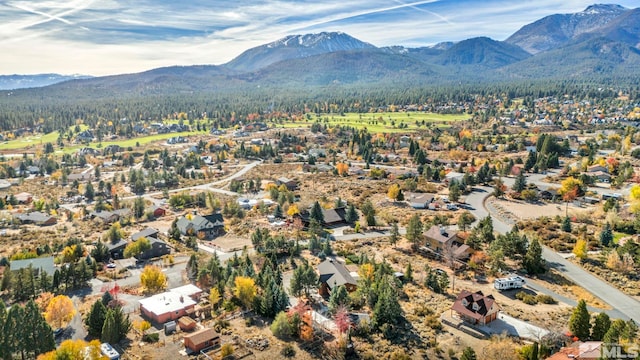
(287, 203), (300, 217)
(140, 265), (167, 294)
(387, 184), (400, 200)
(573, 239), (588, 262)
(45, 295), (76, 329)
(358, 263), (375, 284)
(209, 287), (221, 310)
(38, 339), (105, 360)
(133, 320), (151, 337)
(336, 163), (349, 176)
(234, 276), (256, 310)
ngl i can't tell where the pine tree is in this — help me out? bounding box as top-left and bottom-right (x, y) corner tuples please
(24, 300), (55, 357)
(273, 204), (283, 219)
(389, 222), (399, 248)
(404, 263), (413, 283)
(86, 300), (107, 337)
(460, 347), (477, 360)
(406, 214), (423, 251)
(326, 284), (348, 313)
(523, 238), (545, 275)
(512, 172), (527, 192)
(599, 222), (613, 247)
(372, 277), (402, 329)
(101, 310), (117, 344)
(525, 150), (537, 172)
(561, 216), (572, 233)
(345, 204), (358, 223)
(569, 299), (591, 340)
(591, 312), (611, 341)
(310, 201), (324, 223)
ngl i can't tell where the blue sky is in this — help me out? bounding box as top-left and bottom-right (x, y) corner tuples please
(0, 0), (638, 75)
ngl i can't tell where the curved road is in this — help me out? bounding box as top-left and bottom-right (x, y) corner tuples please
(465, 184), (639, 321)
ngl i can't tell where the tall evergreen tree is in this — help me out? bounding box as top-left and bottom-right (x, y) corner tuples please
(406, 214), (423, 251)
(86, 300), (108, 337)
(512, 172), (527, 192)
(561, 216), (572, 233)
(344, 203), (358, 224)
(328, 285), (349, 313)
(591, 312), (611, 341)
(599, 222), (613, 247)
(310, 201), (324, 223)
(523, 238), (545, 275)
(372, 277), (402, 329)
(569, 299), (591, 340)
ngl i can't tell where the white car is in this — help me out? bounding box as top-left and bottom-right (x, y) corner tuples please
(106, 263), (116, 269)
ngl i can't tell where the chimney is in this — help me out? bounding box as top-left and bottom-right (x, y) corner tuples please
(180, 296), (184, 303)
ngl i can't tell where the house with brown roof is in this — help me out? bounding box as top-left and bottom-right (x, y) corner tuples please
(450, 290), (500, 326)
(424, 225), (472, 259)
(545, 341), (603, 360)
(317, 259), (357, 296)
(183, 328), (220, 353)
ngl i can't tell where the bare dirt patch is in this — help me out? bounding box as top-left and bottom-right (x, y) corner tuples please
(490, 198), (592, 220)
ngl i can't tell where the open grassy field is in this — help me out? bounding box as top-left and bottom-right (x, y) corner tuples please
(276, 112), (468, 133)
(0, 124), (91, 151)
(1, 129), (206, 154)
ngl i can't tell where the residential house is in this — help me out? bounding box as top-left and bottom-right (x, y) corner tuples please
(183, 328), (221, 353)
(424, 225), (472, 259)
(90, 209), (132, 224)
(75, 131), (94, 143)
(14, 211), (57, 226)
(106, 239), (128, 259)
(14, 192), (33, 204)
(176, 213), (224, 240)
(308, 148), (326, 158)
(450, 290), (500, 326)
(139, 285), (202, 323)
(149, 205), (167, 218)
(586, 164), (608, 174)
(298, 207), (348, 228)
(276, 177), (297, 191)
(77, 147), (100, 156)
(10, 256), (56, 276)
(103, 145), (123, 155)
(67, 172), (94, 183)
(317, 259), (357, 296)
(589, 171), (611, 183)
(405, 192), (435, 209)
(538, 189), (558, 201)
(444, 171), (465, 184)
(130, 227), (170, 259)
(545, 341), (603, 360)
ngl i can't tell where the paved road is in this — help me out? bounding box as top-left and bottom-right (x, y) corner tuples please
(465, 185), (640, 321)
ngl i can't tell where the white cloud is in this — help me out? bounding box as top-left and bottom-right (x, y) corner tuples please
(0, 0), (638, 75)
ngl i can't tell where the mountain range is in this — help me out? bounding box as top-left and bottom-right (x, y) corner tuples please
(4, 4), (640, 94)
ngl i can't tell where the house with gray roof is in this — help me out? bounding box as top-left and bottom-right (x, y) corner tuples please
(317, 259), (357, 296)
(176, 213), (224, 240)
(10, 256), (55, 276)
(14, 211), (57, 226)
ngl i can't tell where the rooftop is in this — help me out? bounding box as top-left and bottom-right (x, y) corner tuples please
(138, 288), (198, 316)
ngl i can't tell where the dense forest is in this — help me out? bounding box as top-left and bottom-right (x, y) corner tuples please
(1, 78), (639, 132)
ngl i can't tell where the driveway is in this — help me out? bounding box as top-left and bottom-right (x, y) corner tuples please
(477, 313), (549, 341)
(466, 185), (640, 322)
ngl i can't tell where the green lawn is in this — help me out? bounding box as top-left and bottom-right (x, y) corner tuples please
(275, 112), (468, 133)
(0, 124), (89, 151)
